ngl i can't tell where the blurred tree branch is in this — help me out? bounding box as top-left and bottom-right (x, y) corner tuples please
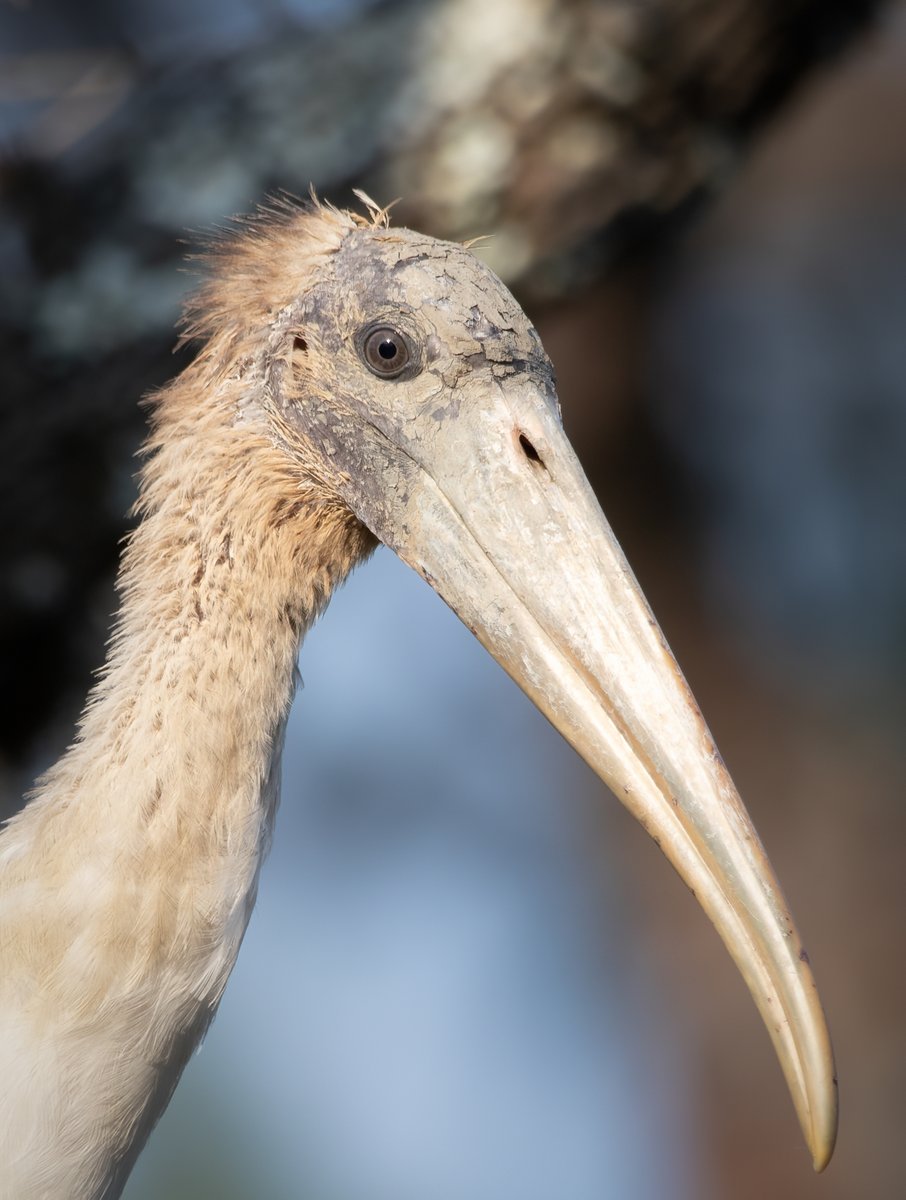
(0, 0), (884, 779)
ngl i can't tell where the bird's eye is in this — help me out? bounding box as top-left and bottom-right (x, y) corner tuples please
(360, 325), (412, 378)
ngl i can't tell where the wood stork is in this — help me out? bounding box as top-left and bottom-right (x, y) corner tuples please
(0, 196), (837, 1198)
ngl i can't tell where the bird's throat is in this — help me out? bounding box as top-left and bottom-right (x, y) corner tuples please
(0, 427), (371, 1197)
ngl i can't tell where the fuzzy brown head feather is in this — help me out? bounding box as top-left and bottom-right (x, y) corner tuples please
(180, 196), (356, 350)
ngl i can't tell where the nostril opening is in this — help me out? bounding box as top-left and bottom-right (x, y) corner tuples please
(293, 335), (308, 354)
(518, 432), (543, 465)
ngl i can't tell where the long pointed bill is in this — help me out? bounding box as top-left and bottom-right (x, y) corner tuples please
(337, 375), (837, 1170)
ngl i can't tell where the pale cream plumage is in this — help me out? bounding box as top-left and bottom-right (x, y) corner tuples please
(1, 203), (373, 1197)
(0, 197), (836, 1198)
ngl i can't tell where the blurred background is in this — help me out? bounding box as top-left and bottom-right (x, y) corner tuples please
(1, 1), (904, 1196)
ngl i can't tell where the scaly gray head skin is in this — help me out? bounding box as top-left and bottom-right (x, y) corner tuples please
(238, 207), (837, 1168)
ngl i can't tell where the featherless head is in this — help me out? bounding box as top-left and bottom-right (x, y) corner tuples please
(166, 191), (559, 524)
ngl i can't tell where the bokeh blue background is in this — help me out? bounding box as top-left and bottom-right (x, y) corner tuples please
(1, 3), (903, 1197)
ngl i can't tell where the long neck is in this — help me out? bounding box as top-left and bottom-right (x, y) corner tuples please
(0, 363), (373, 1199)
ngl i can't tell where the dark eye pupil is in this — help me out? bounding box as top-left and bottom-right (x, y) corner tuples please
(361, 325), (412, 377)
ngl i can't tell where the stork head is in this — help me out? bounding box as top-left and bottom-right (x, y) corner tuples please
(194, 197), (837, 1169)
